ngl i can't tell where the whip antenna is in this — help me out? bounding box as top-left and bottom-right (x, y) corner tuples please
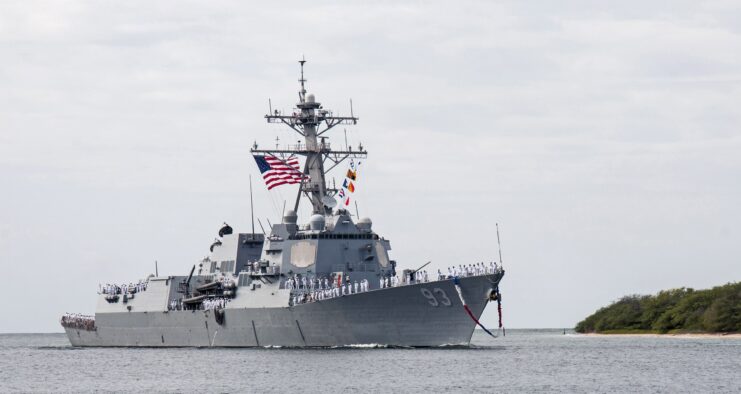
(250, 174), (255, 237)
(496, 223), (504, 268)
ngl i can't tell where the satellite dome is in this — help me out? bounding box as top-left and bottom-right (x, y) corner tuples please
(309, 214), (325, 231)
(306, 93), (315, 103)
(283, 210), (298, 224)
(357, 217), (372, 231)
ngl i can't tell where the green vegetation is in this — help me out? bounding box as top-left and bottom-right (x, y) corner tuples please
(575, 282), (741, 334)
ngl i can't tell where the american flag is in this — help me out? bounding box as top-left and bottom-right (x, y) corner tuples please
(253, 155), (304, 190)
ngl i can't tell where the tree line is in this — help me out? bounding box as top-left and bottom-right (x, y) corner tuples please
(575, 282), (741, 333)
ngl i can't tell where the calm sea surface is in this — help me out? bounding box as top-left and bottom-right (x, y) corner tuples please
(1, 330), (739, 393)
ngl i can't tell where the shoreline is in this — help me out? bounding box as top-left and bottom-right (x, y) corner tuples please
(580, 332), (741, 339)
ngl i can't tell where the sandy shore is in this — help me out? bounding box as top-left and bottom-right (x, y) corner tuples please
(581, 333), (741, 339)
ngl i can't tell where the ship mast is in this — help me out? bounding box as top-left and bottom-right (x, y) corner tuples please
(252, 59), (367, 215)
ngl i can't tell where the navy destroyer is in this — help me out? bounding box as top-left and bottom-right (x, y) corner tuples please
(61, 60), (505, 347)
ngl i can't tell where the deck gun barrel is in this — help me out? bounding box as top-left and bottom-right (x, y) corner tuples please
(184, 265), (196, 296)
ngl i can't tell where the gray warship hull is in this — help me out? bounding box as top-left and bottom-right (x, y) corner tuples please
(65, 274), (502, 347)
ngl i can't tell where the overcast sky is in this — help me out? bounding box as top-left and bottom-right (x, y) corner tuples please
(1, 1), (740, 333)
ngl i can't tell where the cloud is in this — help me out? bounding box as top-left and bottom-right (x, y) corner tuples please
(0, 0), (740, 332)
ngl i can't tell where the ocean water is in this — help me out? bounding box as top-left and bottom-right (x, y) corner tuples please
(1, 330), (739, 393)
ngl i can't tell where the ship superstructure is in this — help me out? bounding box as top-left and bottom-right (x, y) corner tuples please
(61, 60), (505, 347)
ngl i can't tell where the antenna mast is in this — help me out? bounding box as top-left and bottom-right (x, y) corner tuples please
(298, 56), (307, 103)
(252, 58), (367, 215)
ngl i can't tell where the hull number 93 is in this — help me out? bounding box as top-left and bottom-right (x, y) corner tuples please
(420, 288), (452, 307)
